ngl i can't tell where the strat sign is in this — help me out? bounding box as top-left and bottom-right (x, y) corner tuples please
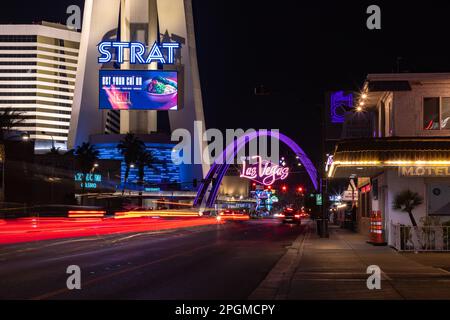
(98, 41), (180, 65)
(240, 156), (289, 186)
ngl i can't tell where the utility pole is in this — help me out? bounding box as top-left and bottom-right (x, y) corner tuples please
(319, 103), (329, 237)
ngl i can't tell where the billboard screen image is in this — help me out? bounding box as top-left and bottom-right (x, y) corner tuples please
(99, 70), (179, 110)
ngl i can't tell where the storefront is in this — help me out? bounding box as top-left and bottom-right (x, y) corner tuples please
(328, 73), (450, 248)
(329, 137), (450, 246)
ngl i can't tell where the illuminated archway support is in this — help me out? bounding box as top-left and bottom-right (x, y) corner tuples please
(194, 130), (318, 208)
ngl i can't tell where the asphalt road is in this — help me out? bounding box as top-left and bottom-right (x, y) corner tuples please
(0, 219), (306, 299)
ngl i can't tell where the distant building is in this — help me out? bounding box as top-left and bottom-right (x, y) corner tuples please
(0, 22), (81, 151)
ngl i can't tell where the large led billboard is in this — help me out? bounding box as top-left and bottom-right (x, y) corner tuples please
(99, 70), (179, 110)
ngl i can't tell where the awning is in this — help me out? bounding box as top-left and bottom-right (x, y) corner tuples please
(328, 137), (450, 178)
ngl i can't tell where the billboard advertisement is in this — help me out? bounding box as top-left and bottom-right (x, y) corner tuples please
(99, 70), (179, 110)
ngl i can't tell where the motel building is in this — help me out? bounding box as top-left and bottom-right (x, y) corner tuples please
(328, 73), (450, 250)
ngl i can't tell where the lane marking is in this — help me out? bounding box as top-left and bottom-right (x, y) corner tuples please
(31, 242), (219, 300)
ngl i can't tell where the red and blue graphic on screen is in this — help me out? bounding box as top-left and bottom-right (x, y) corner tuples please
(99, 70), (178, 110)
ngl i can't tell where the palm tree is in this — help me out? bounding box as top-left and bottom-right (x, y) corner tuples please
(392, 189), (423, 227)
(74, 142), (99, 203)
(47, 146), (61, 155)
(117, 133), (144, 194)
(0, 108), (24, 141)
(136, 149), (156, 207)
(393, 189), (424, 248)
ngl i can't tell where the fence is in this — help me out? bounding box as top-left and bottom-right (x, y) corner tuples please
(391, 223), (450, 252)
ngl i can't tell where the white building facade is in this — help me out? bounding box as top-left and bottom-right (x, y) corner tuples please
(0, 22), (80, 150)
(329, 73), (450, 248)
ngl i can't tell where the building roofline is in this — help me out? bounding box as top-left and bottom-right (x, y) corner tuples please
(366, 72), (450, 82)
(0, 22), (80, 41)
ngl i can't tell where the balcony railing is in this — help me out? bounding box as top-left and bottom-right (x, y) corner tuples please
(392, 223), (450, 251)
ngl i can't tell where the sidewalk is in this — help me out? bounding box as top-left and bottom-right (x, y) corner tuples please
(251, 222), (450, 300)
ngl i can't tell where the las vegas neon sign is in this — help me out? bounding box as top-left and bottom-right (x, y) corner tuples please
(98, 41), (180, 64)
(240, 156), (289, 186)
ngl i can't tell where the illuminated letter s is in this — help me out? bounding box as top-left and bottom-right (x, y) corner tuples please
(98, 42), (112, 63)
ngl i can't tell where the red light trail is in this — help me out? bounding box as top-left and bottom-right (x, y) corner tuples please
(0, 216), (223, 245)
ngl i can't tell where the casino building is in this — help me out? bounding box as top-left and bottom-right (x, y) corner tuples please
(67, 0), (208, 193)
(0, 0), (208, 205)
(0, 22), (80, 151)
(328, 73), (450, 247)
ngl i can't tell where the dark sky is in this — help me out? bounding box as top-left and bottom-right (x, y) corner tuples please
(2, 0), (450, 168)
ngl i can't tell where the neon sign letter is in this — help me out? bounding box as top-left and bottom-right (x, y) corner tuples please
(240, 156), (289, 186)
(97, 41), (180, 65)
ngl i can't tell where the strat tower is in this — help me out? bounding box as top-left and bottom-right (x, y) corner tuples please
(68, 0), (208, 188)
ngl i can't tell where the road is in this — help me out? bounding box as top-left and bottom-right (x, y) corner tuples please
(0, 219), (307, 299)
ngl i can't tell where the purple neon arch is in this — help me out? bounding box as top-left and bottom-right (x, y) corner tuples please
(194, 131), (318, 208)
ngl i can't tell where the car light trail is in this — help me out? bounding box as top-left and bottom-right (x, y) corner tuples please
(68, 210), (106, 218)
(0, 216), (222, 244)
(114, 210), (201, 219)
(218, 214), (250, 221)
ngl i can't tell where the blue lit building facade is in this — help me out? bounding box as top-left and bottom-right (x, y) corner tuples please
(90, 134), (185, 192)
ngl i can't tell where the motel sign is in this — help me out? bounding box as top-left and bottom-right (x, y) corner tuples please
(399, 166), (450, 177)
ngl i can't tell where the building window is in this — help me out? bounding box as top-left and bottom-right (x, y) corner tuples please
(423, 97), (450, 130)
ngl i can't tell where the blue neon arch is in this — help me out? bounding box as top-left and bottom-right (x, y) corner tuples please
(193, 130), (318, 208)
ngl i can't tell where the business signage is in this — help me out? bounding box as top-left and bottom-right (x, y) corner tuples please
(98, 41), (180, 65)
(240, 156), (289, 186)
(315, 193), (323, 206)
(99, 70), (178, 110)
(74, 172), (102, 189)
(342, 190), (358, 201)
(330, 91), (353, 123)
(399, 166), (450, 177)
(341, 184), (358, 201)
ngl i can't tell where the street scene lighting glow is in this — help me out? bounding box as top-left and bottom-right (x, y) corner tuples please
(1, 0), (449, 304)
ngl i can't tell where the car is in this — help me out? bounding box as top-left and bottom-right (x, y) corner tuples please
(277, 207), (301, 225)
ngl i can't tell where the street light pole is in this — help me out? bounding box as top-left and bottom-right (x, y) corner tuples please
(319, 103), (329, 238)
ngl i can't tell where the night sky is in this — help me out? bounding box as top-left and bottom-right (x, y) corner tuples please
(3, 0), (450, 169)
